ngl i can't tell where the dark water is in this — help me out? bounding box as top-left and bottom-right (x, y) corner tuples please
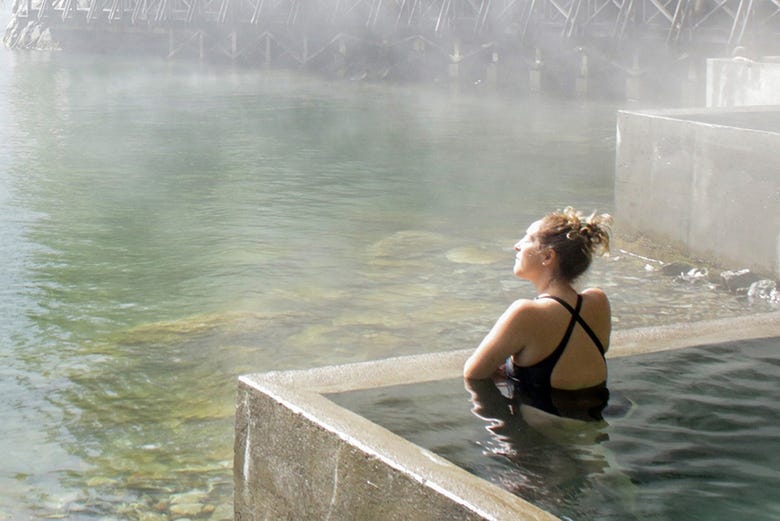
(0, 38), (776, 519)
(332, 337), (780, 521)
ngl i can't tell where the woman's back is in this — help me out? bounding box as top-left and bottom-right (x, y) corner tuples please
(463, 207), (613, 393)
(509, 289), (610, 390)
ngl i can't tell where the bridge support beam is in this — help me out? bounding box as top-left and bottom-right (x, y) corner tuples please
(486, 50), (498, 87)
(680, 60), (698, 105)
(448, 40), (461, 81)
(625, 55), (641, 102)
(529, 48), (543, 93)
(6, 0), (780, 103)
(575, 51), (588, 97)
(263, 33), (271, 67)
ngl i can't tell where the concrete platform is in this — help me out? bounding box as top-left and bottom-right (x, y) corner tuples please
(615, 105), (780, 279)
(235, 312), (780, 521)
(707, 57), (780, 107)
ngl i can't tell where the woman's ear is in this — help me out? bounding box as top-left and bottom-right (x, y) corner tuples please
(542, 248), (556, 267)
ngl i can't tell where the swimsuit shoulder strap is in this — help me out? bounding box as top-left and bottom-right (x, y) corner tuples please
(526, 295), (581, 375)
(538, 294), (606, 357)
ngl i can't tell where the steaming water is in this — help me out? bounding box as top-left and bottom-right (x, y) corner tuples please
(0, 46), (775, 519)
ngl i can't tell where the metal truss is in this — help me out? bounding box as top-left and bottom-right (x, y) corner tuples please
(10, 0), (780, 59)
(514, 0), (780, 47)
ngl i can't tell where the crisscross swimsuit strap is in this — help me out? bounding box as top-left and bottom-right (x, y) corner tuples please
(538, 294), (606, 357)
(506, 294), (606, 389)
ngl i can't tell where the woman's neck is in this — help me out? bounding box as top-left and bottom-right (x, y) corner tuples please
(534, 277), (576, 298)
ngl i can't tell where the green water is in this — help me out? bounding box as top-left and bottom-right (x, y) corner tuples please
(0, 45), (774, 519)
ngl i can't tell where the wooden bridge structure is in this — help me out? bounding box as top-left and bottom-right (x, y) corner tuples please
(6, 0), (780, 96)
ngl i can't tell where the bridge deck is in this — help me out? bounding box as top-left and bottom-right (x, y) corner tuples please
(6, 0), (780, 97)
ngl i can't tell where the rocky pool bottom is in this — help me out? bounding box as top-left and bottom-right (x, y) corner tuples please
(2, 234), (778, 521)
(2, 241), (779, 521)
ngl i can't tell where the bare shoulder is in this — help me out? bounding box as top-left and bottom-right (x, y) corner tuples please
(508, 297), (540, 311)
(581, 287), (608, 298)
(500, 298), (540, 325)
(488, 298), (550, 341)
(581, 287), (610, 307)
(505, 297), (549, 320)
(580, 287), (612, 349)
(464, 298), (541, 379)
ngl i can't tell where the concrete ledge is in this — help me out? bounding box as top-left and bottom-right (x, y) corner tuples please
(615, 106), (780, 278)
(234, 359), (559, 521)
(234, 312), (779, 520)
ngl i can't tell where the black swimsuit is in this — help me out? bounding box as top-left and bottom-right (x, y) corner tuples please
(505, 294), (609, 420)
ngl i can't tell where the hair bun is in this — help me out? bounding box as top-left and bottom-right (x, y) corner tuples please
(538, 207), (613, 281)
(561, 207), (613, 256)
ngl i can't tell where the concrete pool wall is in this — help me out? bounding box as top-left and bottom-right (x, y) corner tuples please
(706, 57), (780, 107)
(614, 106), (780, 279)
(234, 312), (780, 520)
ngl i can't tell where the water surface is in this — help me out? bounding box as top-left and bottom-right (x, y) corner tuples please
(0, 45), (775, 519)
(333, 337), (780, 521)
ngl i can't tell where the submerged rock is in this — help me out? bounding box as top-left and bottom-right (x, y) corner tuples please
(366, 230), (449, 263)
(661, 262), (696, 276)
(139, 513), (168, 521)
(676, 267), (709, 283)
(170, 490), (209, 506)
(111, 311), (295, 346)
(169, 502), (204, 517)
(445, 246), (504, 265)
(719, 269), (763, 292)
(85, 476), (119, 488)
(747, 279), (779, 305)
(209, 504), (233, 520)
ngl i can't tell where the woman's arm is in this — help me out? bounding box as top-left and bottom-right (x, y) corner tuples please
(463, 299), (534, 379)
(464, 378), (511, 420)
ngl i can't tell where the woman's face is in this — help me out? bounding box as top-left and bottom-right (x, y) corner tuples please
(513, 220), (545, 279)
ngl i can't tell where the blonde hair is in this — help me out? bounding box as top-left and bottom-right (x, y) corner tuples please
(537, 207), (612, 282)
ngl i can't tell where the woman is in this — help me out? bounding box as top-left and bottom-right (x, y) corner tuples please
(463, 207), (613, 412)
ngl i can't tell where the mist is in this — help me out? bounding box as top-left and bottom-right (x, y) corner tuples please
(4, 0), (779, 102)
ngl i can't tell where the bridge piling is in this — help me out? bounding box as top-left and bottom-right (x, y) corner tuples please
(625, 55), (642, 102)
(486, 50), (498, 87)
(575, 50), (589, 97)
(335, 35), (347, 78)
(529, 47), (543, 93)
(263, 33), (271, 67)
(448, 39), (461, 81)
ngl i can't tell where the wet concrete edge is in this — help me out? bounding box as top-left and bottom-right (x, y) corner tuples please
(235, 312), (779, 520)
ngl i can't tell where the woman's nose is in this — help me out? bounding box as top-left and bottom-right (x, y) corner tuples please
(514, 242), (521, 251)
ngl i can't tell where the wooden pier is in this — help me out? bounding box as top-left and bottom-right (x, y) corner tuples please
(5, 0), (780, 97)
